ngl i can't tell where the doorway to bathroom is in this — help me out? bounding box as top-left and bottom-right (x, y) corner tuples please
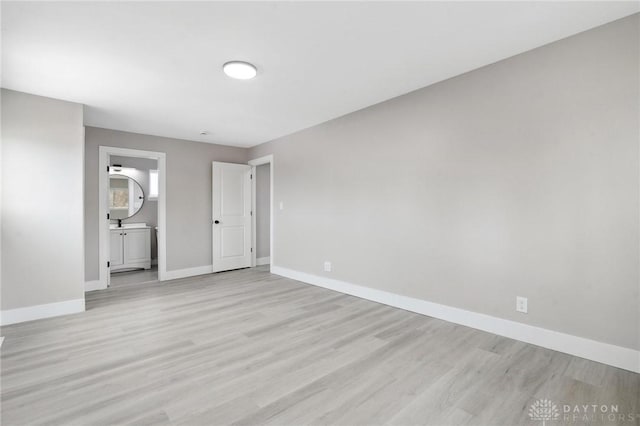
(108, 156), (158, 287)
(98, 146), (167, 289)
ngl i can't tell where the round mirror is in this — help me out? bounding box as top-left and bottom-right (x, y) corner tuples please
(109, 174), (145, 220)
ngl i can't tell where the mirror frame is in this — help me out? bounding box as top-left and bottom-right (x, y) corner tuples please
(109, 174), (145, 220)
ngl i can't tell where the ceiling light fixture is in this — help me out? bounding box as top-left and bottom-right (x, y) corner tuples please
(223, 61), (257, 80)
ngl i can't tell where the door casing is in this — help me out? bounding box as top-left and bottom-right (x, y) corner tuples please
(248, 154), (274, 271)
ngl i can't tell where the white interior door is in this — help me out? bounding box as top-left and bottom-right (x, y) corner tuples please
(212, 162), (252, 272)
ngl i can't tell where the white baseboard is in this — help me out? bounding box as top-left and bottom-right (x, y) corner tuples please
(164, 265), (214, 281)
(85, 280), (106, 292)
(271, 265), (640, 373)
(0, 299), (85, 326)
(256, 256), (271, 266)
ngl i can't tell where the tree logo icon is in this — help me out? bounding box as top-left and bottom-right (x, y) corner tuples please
(529, 399), (560, 426)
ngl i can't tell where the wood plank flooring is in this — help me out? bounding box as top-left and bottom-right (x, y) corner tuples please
(110, 266), (159, 288)
(1, 266), (638, 425)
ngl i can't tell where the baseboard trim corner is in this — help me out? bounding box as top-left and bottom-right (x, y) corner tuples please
(256, 256), (271, 266)
(164, 265), (214, 281)
(0, 299), (85, 326)
(85, 280), (105, 292)
(271, 265), (640, 373)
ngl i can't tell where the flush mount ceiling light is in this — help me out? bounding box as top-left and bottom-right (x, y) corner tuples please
(223, 61), (257, 80)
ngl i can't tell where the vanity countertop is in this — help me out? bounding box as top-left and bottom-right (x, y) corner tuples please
(109, 223), (150, 230)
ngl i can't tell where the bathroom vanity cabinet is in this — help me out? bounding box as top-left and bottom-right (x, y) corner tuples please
(110, 226), (151, 272)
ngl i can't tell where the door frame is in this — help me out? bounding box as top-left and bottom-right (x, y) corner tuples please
(248, 154), (274, 272)
(98, 146), (167, 289)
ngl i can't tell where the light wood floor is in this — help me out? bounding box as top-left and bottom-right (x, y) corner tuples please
(1, 266), (638, 425)
(110, 266), (159, 288)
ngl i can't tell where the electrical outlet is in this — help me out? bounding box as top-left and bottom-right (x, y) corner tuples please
(279, 201), (284, 210)
(516, 296), (528, 313)
(324, 261), (332, 272)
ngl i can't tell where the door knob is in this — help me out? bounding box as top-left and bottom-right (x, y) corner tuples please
(214, 220), (220, 224)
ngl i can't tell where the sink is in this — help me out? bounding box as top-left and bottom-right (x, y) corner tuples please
(110, 223), (147, 229)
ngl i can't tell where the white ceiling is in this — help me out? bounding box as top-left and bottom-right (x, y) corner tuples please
(2, 2), (638, 148)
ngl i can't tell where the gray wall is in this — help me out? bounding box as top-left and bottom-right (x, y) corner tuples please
(1, 89), (85, 309)
(256, 163), (271, 259)
(249, 15), (640, 350)
(85, 127), (247, 280)
(109, 156), (159, 261)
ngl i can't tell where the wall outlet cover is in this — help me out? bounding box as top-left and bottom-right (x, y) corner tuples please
(324, 261), (332, 272)
(516, 296), (528, 313)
